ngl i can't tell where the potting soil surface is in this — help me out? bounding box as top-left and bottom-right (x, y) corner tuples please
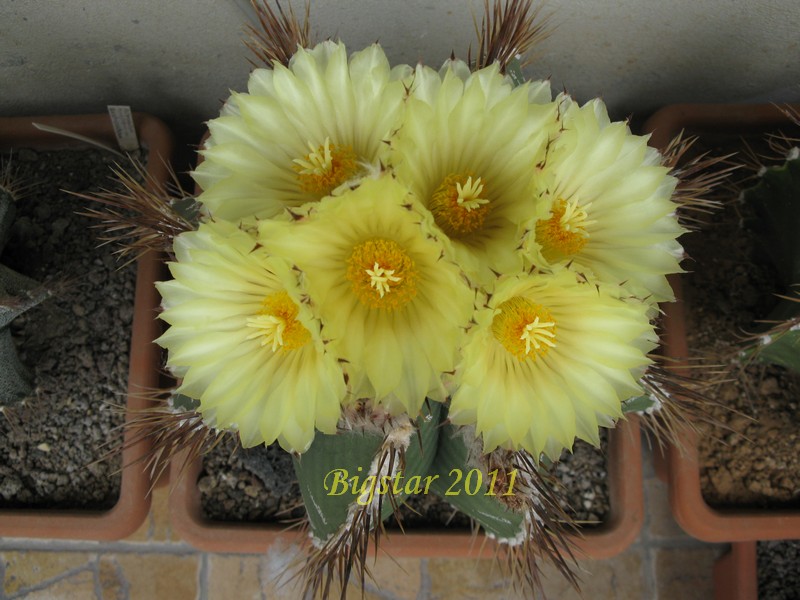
(759, 540), (800, 600)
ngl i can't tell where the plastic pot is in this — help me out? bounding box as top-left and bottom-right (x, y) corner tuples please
(713, 542), (757, 600)
(645, 103), (800, 542)
(0, 112), (172, 540)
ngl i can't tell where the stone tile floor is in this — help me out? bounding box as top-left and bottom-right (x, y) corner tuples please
(0, 439), (726, 599)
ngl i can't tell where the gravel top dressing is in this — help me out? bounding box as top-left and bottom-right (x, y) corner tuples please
(0, 147), (136, 510)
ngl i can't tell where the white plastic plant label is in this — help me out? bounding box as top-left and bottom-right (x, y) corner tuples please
(107, 105), (139, 151)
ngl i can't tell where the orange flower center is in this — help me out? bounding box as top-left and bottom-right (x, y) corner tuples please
(246, 291), (311, 351)
(492, 296), (556, 360)
(430, 172), (491, 238)
(293, 137), (360, 197)
(534, 198), (593, 262)
(347, 238), (417, 310)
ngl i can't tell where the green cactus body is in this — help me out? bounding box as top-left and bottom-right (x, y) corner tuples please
(294, 400), (532, 545)
(622, 393), (659, 414)
(742, 151), (800, 374)
(748, 152), (800, 287)
(751, 327), (800, 372)
(294, 402), (442, 542)
(428, 423), (525, 540)
(0, 186), (15, 250)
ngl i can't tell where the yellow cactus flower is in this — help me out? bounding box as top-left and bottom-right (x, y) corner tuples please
(449, 269), (657, 461)
(392, 61), (558, 285)
(258, 176), (474, 416)
(156, 219), (346, 453)
(193, 41), (408, 220)
(523, 96), (685, 302)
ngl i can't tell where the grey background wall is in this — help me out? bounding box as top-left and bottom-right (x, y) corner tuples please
(2, 0), (799, 151)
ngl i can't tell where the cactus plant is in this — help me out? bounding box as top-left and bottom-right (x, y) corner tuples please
(79, 2), (733, 598)
(740, 147), (800, 374)
(0, 165), (50, 410)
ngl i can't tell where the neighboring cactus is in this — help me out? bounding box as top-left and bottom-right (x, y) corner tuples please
(0, 167), (51, 409)
(740, 148), (800, 374)
(622, 143), (800, 446)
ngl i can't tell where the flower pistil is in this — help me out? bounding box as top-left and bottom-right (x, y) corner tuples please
(347, 238), (417, 309)
(492, 296), (556, 360)
(430, 172), (492, 238)
(535, 198), (595, 261)
(365, 262), (402, 298)
(247, 291), (311, 351)
(293, 137), (360, 196)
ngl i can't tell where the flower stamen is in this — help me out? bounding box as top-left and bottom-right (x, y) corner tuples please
(293, 137), (359, 197)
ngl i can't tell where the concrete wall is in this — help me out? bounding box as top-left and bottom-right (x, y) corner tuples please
(2, 0), (799, 145)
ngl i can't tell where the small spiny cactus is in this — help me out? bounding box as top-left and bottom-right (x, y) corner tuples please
(740, 146), (800, 373)
(0, 163), (51, 410)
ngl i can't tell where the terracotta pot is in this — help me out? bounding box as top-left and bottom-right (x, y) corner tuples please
(168, 415), (643, 557)
(713, 542), (757, 600)
(644, 103), (800, 542)
(0, 113), (172, 540)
